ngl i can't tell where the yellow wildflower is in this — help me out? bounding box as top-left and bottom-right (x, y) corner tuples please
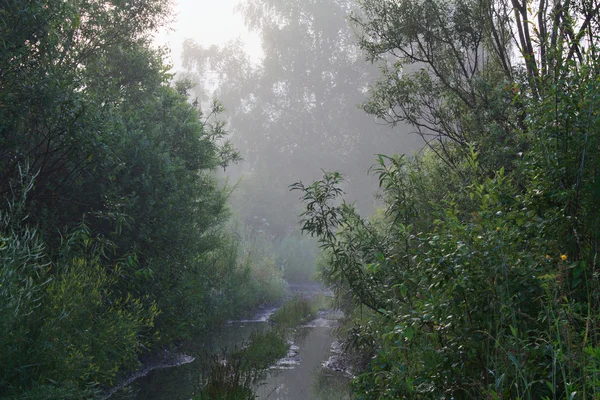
(560, 254), (567, 261)
(496, 227), (501, 231)
(545, 255), (551, 260)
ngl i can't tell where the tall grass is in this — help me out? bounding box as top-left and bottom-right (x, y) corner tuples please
(270, 295), (331, 328)
(195, 294), (334, 399)
(194, 329), (289, 400)
(195, 351), (256, 400)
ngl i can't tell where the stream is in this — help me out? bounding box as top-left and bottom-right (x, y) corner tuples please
(109, 284), (352, 400)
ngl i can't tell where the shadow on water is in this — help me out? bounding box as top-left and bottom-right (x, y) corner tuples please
(110, 285), (351, 400)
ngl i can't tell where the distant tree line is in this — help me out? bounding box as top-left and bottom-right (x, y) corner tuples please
(181, 0), (422, 238)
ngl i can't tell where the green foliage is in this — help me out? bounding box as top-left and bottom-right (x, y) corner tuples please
(239, 330), (290, 371)
(39, 248), (156, 386)
(0, 201), (157, 397)
(270, 296), (315, 328)
(195, 352), (256, 400)
(172, 219), (287, 341)
(220, 220), (288, 309)
(270, 295), (330, 328)
(3, 383), (99, 400)
(294, 1), (600, 397)
(0, 1), (281, 398)
(299, 141), (600, 397)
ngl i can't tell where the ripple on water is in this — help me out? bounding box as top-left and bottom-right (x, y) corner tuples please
(271, 343), (301, 370)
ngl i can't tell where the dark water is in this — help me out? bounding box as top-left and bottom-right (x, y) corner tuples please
(109, 286), (352, 400)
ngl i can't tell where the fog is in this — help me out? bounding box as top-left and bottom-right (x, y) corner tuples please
(158, 0), (422, 238)
(155, 0), (261, 70)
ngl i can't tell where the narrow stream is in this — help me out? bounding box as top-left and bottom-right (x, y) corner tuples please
(256, 314), (351, 400)
(110, 285), (352, 400)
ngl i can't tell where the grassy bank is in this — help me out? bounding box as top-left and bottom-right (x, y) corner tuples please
(195, 329), (289, 400)
(270, 294), (331, 328)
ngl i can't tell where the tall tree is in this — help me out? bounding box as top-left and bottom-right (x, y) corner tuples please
(292, 0), (600, 397)
(181, 0), (422, 236)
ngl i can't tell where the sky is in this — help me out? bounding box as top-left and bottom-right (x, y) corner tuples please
(155, 0), (261, 74)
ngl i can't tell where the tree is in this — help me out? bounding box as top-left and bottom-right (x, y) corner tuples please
(0, 0), (171, 233)
(0, 1), (251, 396)
(293, 0), (600, 397)
(181, 0), (422, 236)
(351, 0), (600, 172)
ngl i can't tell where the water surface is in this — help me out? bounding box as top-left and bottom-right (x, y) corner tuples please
(110, 286), (351, 400)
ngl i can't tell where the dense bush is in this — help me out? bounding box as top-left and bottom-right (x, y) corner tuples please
(0, 195), (157, 396)
(228, 221), (288, 306)
(0, 1), (284, 398)
(298, 123), (600, 398)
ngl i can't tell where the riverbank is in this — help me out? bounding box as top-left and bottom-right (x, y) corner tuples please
(103, 350), (196, 399)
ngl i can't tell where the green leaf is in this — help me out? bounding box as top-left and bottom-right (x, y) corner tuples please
(400, 284), (408, 298)
(404, 326), (415, 341)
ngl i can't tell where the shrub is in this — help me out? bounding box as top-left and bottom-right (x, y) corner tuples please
(0, 207), (157, 396)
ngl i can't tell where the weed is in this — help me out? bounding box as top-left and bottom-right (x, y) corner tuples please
(270, 296), (319, 328)
(194, 329), (289, 400)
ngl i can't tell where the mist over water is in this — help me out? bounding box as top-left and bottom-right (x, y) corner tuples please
(141, 3), (420, 395)
(3, 0), (595, 397)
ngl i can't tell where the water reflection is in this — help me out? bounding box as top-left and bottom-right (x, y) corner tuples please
(256, 316), (351, 400)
